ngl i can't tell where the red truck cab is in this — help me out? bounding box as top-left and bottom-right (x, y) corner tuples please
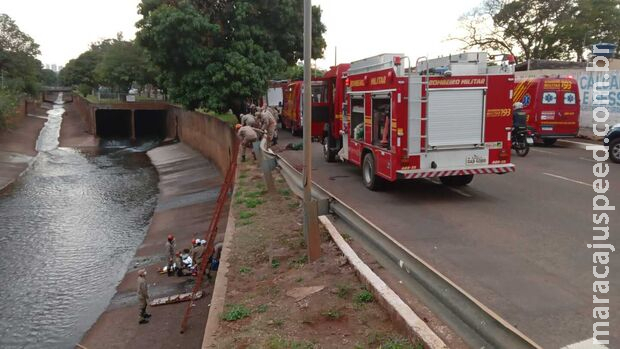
(513, 77), (580, 145)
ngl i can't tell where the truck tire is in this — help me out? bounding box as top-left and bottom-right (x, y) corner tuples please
(439, 174), (474, 186)
(543, 138), (557, 146)
(362, 153), (382, 191)
(609, 139), (620, 163)
(323, 127), (337, 162)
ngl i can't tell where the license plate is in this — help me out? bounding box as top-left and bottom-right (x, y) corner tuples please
(541, 126), (553, 131)
(526, 137), (534, 144)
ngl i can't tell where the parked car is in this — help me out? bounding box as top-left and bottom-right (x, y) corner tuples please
(604, 123), (620, 163)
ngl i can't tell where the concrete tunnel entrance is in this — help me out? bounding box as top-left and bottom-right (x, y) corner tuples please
(135, 110), (167, 138)
(95, 109), (168, 139)
(96, 110), (132, 138)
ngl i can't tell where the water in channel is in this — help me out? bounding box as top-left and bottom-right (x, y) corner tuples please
(0, 94), (159, 348)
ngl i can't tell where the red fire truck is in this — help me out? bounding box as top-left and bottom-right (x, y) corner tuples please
(513, 76), (580, 146)
(281, 78), (332, 138)
(323, 53), (516, 190)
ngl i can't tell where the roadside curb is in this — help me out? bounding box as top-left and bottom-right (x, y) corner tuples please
(319, 215), (448, 349)
(201, 172), (238, 348)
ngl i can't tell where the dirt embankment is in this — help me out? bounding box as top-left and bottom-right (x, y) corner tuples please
(0, 101), (46, 192)
(212, 161), (421, 349)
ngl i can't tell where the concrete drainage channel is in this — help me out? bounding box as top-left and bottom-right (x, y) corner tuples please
(259, 141), (541, 349)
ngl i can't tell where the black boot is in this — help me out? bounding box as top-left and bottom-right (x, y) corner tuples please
(139, 318), (149, 324)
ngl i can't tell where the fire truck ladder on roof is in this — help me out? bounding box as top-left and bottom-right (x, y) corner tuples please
(348, 53), (406, 76)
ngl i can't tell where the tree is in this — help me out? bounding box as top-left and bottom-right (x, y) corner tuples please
(455, 0), (620, 62)
(0, 13), (42, 128)
(40, 69), (58, 87)
(94, 40), (153, 92)
(135, 0), (327, 112)
(558, 0), (620, 61)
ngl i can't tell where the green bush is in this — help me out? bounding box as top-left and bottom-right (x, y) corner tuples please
(222, 304), (251, 321)
(0, 90), (19, 130)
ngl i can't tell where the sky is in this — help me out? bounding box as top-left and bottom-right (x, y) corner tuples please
(1, 0), (482, 69)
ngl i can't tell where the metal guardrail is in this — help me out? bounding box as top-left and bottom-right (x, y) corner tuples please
(258, 140), (541, 349)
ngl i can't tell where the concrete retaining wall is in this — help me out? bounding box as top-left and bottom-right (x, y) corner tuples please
(73, 95), (96, 134)
(171, 106), (236, 174)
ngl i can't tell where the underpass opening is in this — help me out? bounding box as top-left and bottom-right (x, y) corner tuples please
(135, 110), (168, 139)
(96, 110), (132, 138)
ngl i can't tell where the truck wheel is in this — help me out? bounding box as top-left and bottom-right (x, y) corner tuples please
(543, 139), (557, 146)
(362, 153), (382, 190)
(440, 174), (474, 186)
(323, 127), (337, 162)
(609, 139), (620, 163)
(323, 138), (337, 162)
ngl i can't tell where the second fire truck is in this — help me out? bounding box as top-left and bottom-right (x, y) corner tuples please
(323, 53), (516, 190)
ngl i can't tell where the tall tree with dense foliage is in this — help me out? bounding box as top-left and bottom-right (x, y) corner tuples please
(59, 39), (114, 96)
(136, 0), (327, 112)
(456, 0), (620, 62)
(94, 39), (154, 92)
(0, 13), (42, 94)
(0, 13), (43, 128)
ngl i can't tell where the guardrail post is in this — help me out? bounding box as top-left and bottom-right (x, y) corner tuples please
(257, 139), (276, 194)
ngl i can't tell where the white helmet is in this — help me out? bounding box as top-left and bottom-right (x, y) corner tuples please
(513, 102), (524, 110)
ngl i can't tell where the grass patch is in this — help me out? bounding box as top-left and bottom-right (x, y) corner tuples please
(321, 308), (343, 320)
(238, 219), (253, 226)
(355, 289), (374, 304)
(246, 189), (266, 198)
(268, 336), (313, 349)
(239, 266), (252, 274)
(271, 259), (280, 269)
(256, 304), (268, 313)
(295, 277), (303, 283)
(279, 188), (291, 197)
(288, 202), (300, 209)
(289, 255), (308, 268)
(239, 211), (255, 219)
(336, 284), (352, 299)
(244, 197), (264, 208)
(341, 232), (353, 243)
(368, 333), (419, 349)
(222, 304), (251, 321)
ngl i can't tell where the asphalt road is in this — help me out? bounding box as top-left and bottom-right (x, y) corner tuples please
(277, 133), (619, 348)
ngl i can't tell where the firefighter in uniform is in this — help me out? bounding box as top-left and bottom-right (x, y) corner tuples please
(236, 124), (258, 162)
(137, 269), (151, 324)
(241, 113), (256, 127)
(191, 239), (205, 274)
(165, 234), (176, 276)
(259, 109), (277, 147)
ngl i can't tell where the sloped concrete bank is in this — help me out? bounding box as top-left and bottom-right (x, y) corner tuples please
(80, 142), (228, 349)
(0, 100), (47, 192)
(77, 99), (237, 348)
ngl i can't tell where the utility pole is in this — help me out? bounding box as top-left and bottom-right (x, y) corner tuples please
(335, 46), (337, 66)
(303, 0), (321, 262)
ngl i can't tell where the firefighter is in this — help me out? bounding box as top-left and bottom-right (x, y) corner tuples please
(137, 269), (151, 324)
(236, 124), (258, 162)
(191, 239), (205, 274)
(241, 113), (256, 127)
(165, 234), (176, 276)
(259, 109), (277, 147)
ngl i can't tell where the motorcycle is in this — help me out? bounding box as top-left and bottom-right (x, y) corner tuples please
(511, 126), (534, 157)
